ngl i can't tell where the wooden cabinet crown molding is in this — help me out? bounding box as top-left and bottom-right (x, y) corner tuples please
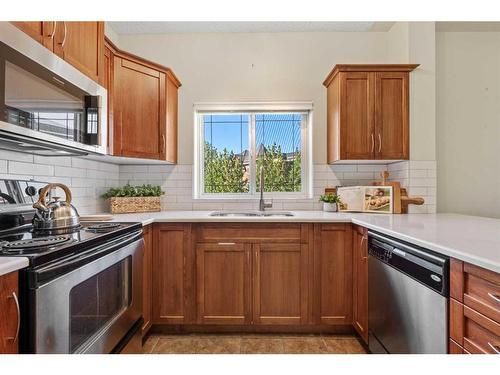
(104, 37), (181, 88)
(323, 64), (419, 87)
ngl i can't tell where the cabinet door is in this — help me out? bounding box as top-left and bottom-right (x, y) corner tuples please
(104, 45), (114, 152)
(374, 72), (409, 159)
(0, 272), (19, 354)
(339, 72), (375, 159)
(352, 225), (368, 343)
(142, 225), (153, 335)
(253, 242), (309, 325)
(54, 21), (104, 84)
(313, 224), (353, 325)
(165, 73), (178, 163)
(113, 56), (165, 159)
(196, 243), (252, 324)
(153, 224), (194, 324)
(11, 21), (56, 50)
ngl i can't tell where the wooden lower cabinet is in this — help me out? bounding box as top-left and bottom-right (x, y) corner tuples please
(150, 222), (354, 332)
(352, 225), (368, 343)
(142, 225), (153, 335)
(0, 272), (19, 354)
(313, 224), (353, 325)
(153, 223), (194, 324)
(449, 258), (500, 354)
(196, 243), (252, 324)
(253, 242), (309, 325)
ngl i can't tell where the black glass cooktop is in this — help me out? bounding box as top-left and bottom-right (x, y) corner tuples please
(0, 222), (142, 267)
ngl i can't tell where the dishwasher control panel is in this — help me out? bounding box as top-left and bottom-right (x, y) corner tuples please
(368, 237), (393, 263)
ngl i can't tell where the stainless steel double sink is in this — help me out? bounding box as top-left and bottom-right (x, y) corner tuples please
(209, 210), (295, 217)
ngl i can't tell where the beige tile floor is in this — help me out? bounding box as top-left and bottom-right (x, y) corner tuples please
(143, 334), (367, 354)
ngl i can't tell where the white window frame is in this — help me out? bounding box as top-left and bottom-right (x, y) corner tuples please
(193, 102), (313, 200)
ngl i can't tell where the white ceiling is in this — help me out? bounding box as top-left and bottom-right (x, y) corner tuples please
(107, 21), (394, 34)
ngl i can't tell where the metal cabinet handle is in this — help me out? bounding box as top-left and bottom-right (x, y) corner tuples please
(488, 292), (500, 304)
(48, 21), (57, 39)
(378, 133), (382, 153)
(360, 235), (368, 260)
(59, 21), (67, 48)
(161, 134), (166, 153)
(371, 133), (374, 153)
(217, 242), (236, 246)
(7, 292), (20, 343)
(487, 342), (500, 354)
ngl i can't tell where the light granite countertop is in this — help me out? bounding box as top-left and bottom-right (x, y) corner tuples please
(110, 211), (500, 274)
(0, 257), (29, 277)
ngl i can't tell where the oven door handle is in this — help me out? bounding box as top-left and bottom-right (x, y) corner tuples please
(34, 230), (143, 285)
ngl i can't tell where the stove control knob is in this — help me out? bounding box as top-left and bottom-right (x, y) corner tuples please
(25, 186), (37, 197)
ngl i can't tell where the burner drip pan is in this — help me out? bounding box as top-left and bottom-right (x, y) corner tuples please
(2, 236), (72, 253)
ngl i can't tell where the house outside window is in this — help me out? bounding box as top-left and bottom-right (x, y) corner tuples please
(193, 102), (313, 199)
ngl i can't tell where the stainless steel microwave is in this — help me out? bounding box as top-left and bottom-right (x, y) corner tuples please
(0, 22), (107, 156)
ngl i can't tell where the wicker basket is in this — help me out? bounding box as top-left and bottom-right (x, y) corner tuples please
(109, 196), (161, 214)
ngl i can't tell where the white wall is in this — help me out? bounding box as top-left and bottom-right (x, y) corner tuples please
(117, 31), (389, 164)
(436, 32), (500, 218)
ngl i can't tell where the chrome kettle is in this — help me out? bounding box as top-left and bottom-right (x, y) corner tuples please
(33, 183), (80, 233)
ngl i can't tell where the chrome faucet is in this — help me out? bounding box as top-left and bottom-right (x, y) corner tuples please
(259, 165), (273, 212)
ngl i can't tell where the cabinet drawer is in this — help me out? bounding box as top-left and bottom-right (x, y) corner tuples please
(463, 263), (500, 323)
(196, 223), (302, 243)
(449, 338), (469, 354)
(463, 306), (500, 354)
(450, 299), (500, 354)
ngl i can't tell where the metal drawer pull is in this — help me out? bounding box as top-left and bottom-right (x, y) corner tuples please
(378, 133), (382, 153)
(217, 242), (236, 245)
(487, 342), (500, 354)
(7, 292), (20, 343)
(371, 133), (374, 153)
(488, 292), (500, 304)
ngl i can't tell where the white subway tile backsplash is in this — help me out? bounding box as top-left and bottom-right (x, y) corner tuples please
(9, 161), (54, 176)
(55, 166), (84, 177)
(0, 150), (34, 163)
(0, 160), (7, 174)
(0, 147), (438, 214)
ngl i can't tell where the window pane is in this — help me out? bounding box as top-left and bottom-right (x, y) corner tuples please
(255, 113), (302, 192)
(203, 114), (249, 193)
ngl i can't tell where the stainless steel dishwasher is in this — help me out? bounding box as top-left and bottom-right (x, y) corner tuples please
(367, 231), (449, 354)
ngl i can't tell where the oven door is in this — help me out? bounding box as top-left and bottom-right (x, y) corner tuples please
(31, 231), (143, 354)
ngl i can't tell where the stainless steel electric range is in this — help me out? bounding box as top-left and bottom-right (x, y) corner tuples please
(0, 179), (144, 354)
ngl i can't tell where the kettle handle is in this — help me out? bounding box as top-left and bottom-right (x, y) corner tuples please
(33, 183), (72, 211)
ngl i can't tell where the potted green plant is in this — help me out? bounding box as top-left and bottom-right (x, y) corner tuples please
(319, 193), (341, 212)
(102, 184), (165, 214)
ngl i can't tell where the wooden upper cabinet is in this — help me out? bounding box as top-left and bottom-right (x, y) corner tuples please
(53, 22), (104, 84)
(11, 21), (105, 84)
(313, 223), (353, 325)
(11, 21), (45, 44)
(324, 64), (418, 163)
(352, 225), (368, 343)
(106, 38), (181, 162)
(340, 72), (374, 160)
(0, 272), (19, 354)
(196, 243), (252, 325)
(375, 72), (410, 159)
(113, 56), (165, 159)
(153, 224), (194, 324)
